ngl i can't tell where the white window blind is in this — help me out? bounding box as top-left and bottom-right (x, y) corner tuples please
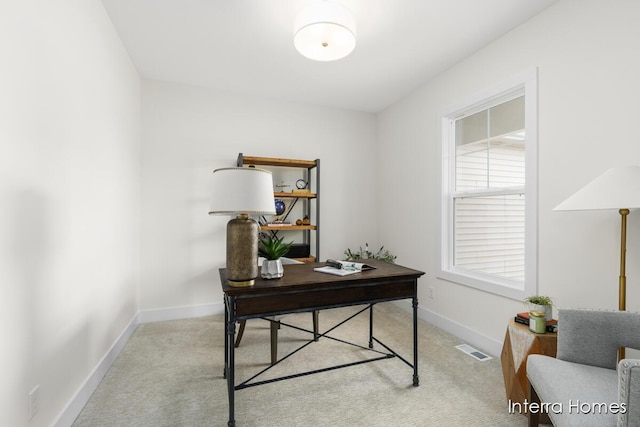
(453, 125), (525, 281)
(454, 194), (524, 281)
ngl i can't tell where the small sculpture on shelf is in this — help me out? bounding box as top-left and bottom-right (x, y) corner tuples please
(292, 179), (311, 194)
(275, 181), (290, 192)
(274, 199), (286, 216)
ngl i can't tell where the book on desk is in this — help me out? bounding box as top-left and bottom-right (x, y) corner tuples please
(314, 259), (376, 276)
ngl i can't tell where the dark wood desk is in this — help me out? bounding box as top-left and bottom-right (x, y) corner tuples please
(220, 260), (424, 426)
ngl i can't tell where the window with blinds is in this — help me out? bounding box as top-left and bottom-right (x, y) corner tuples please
(439, 70), (537, 300)
(453, 97), (525, 281)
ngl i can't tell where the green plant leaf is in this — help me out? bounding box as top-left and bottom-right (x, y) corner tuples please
(259, 235), (293, 260)
(344, 243), (396, 263)
(523, 295), (553, 307)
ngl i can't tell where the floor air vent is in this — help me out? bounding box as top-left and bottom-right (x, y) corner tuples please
(455, 344), (492, 361)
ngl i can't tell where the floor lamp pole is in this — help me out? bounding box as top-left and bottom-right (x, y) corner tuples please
(619, 208), (629, 360)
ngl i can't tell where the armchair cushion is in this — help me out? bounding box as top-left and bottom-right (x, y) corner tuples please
(527, 354), (618, 426)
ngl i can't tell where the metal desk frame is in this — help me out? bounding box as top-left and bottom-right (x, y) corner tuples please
(220, 260), (424, 426)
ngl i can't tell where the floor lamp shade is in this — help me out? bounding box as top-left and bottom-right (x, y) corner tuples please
(553, 166), (640, 211)
(554, 166), (640, 359)
(209, 167), (275, 286)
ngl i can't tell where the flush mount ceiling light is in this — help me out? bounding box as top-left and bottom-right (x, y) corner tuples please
(294, 1), (356, 62)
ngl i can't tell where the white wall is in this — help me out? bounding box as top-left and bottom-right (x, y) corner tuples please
(7, 0), (640, 424)
(0, 1), (141, 426)
(140, 81), (378, 314)
(378, 0), (640, 355)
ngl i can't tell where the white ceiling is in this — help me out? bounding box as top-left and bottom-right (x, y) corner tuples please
(101, 0), (558, 112)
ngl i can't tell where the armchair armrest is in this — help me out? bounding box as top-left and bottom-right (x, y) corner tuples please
(619, 359), (640, 427)
(557, 309), (640, 369)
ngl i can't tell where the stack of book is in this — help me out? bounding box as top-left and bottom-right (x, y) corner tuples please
(514, 312), (558, 333)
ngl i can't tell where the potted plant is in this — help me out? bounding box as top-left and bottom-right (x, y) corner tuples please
(258, 235), (293, 279)
(344, 243), (397, 263)
(523, 295), (553, 321)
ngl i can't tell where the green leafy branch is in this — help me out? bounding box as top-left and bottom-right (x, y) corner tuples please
(344, 243), (396, 263)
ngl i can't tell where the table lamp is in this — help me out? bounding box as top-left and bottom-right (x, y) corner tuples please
(209, 167), (275, 287)
(554, 165), (640, 359)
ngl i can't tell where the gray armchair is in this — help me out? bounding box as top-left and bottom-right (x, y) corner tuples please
(527, 309), (640, 426)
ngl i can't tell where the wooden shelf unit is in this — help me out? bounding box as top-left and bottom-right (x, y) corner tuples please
(237, 153), (320, 262)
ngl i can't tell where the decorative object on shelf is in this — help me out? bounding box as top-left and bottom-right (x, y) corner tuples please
(294, 0), (356, 62)
(523, 295), (553, 322)
(302, 215), (310, 225)
(274, 199), (286, 216)
(209, 167), (276, 287)
(296, 218), (303, 226)
(268, 220), (291, 227)
(344, 243), (397, 264)
(554, 165), (640, 359)
(293, 179), (311, 194)
(275, 181), (291, 192)
(258, 235), (293, 279)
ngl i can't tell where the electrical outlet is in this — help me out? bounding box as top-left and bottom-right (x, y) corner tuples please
(29, 385), (40, 420)
(428, 286), (434, 299)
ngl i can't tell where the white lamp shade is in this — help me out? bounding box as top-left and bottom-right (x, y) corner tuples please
(209, 167), (276, 215)
(294, 1), (356, 61)
(554, 166), (640, 211)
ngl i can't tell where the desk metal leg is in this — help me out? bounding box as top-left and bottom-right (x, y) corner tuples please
(224, 299), (228, 379)
(412, 281), (420, 387)
(226, 296), (236, 427)
(312, 310), (319, 341)
(368, 304), (374, 349)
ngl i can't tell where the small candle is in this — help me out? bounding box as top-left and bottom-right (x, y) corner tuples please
(529, 310), (546, 334)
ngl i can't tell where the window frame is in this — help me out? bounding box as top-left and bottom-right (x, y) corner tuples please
(437, 69), (538, 301)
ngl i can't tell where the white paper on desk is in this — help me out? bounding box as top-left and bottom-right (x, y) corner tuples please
(313, 266), (361, 276)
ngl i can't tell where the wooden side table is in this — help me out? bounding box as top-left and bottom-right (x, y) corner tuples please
(500, 318), (557, 419)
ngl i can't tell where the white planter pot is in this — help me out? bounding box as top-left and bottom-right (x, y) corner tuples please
(261, 259), (284, 279)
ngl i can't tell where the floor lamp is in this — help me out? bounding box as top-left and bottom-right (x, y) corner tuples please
(554, 166), (640, 360)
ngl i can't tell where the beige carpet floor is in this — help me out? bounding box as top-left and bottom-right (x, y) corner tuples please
(72, 303), (532, 426)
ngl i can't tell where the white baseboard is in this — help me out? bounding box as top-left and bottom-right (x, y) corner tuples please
(56, 300), (501, 426)
(391, 300), (503, 357)
(53, 312), (140, 427)
(138, 302), (225, 323)
(54, 303), (225, 426)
